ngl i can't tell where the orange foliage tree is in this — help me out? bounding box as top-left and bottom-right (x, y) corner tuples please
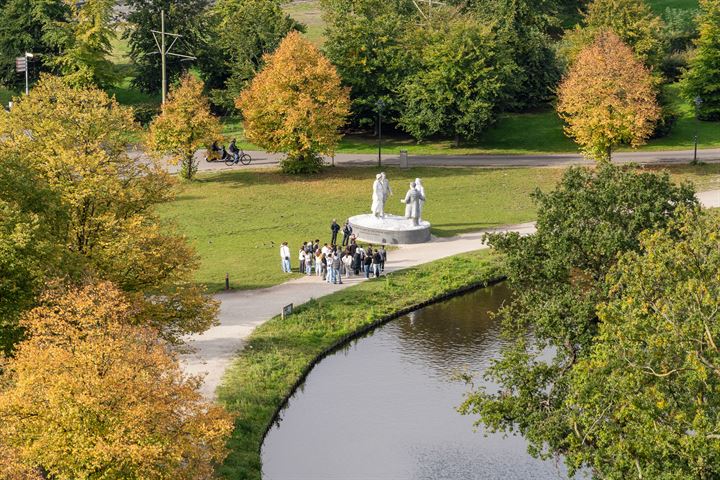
(237, 31), (350, 174)
(148, 74), (222, 180)
(557, 31), (660, 162)
(0, 282), (233, 480)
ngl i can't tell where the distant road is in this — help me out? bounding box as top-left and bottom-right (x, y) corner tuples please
(129, 147), (720, 173)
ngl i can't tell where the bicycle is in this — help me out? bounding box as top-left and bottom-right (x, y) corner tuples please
(205, 143), (252, 166)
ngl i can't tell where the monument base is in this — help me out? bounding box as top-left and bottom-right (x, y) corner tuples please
(348, 214), (431, 245)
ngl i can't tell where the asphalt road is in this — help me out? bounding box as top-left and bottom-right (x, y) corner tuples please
(130, 147), (720, 174)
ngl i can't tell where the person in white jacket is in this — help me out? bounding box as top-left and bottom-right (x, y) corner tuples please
(280, 242), (291, 273)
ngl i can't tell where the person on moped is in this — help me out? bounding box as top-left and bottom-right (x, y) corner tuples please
(229, 138), (240, 163)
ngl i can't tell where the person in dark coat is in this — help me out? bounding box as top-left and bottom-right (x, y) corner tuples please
(330, 219), (340, 245)
(342, 221), (353, 246)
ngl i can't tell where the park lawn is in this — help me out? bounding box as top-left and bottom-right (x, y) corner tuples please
(283, 0), (326, 46)
(216, 249), (503, 480)
(156, 163), (720, 292)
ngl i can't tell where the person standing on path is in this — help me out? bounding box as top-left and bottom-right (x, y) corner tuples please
(280, 242), (291, 273)
(372, 249), (383, 277)
(378, 245), (387, 272)
(331, 219), (340, 246)
(299, 244), (306, 274)
(363, 252), (372, 278)
(342, 221), (353, 247)
(331, 254), (343, 284)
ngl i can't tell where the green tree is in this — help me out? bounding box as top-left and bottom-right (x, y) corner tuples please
(0, 0), (69, 88)
(0, 75), (217, 350)
(565, 210), (720, 478)
(561, 0), (667, 71)
(472, 0), (562, 109)
(682, 0), (720, 120)
(43, 0), (119, 87)
(320, 0), (417, 127)
(124, 0), (211, 94)
(398, 15), (516, 143)
(148, 74), (222, 180)
(460, 164), (698, 477)
(237, 31), (350, 174)
(203, 0), (303, 110)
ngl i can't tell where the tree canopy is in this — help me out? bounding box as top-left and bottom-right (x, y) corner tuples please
(460, 163), (698, 477)
(682, 0), (720, 120)
(0, 282), (233, 480)
(237, 31), (350, 174)
(563, 209), (720, 478)
(557, 31), (660, 161)
(0, 75), (217, 351)
(148, 74), (221, 180)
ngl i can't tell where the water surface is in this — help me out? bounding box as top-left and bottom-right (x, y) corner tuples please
(262, 285), (573, 480)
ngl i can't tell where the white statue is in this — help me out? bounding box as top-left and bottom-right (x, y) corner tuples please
(380, 172), (393, 208)
(371, 174), (384, 217)
(401, 182), (426, 226)
(414, 178), (425, 218)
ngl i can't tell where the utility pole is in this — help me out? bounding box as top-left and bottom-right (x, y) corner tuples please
(151, 10), (196, 104)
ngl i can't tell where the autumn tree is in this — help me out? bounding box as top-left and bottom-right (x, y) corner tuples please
(682, 0), (720, 120)
(0, 75), (217, 350)
(148, 74), (222, 180)
(398, 14), (516, 143)
(0, 283), (234, 480)
(460, 164), (698, 477)
(564, 209), (720, 478)
(237, 31), (350, 174)
(557, 31), (660, 161)
(43, 0), (119, 87)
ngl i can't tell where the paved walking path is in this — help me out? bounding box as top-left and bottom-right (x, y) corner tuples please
(182, 190), (720, 399)
(132, 146), (720, 174)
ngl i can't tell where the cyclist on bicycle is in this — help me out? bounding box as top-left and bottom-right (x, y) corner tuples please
(229, 138), (240, 164)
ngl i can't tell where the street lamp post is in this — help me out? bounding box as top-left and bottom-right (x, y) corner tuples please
(693, 96), (703, 164)
(24, 52), (33, 95)
(376, 99), (385, 168)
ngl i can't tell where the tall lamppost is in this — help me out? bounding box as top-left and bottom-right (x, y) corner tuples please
(376, 99), (385, 168)
(693, 96), (703, 164)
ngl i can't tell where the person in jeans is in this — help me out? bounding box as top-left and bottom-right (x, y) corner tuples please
(331, 254), (343, 284)
(330, 219), (340, 245)
(378, 245), (387, 272)
(372, 250), (383, 277)
(280, 242), (291, 273)
(363, 254), (372, 278)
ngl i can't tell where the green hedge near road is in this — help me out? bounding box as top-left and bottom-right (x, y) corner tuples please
(215, 250), (503, 480)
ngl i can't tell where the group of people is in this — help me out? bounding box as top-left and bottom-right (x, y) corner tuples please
(279, 220), (388, 283)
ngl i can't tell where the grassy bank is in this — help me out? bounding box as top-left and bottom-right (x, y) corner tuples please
(215, 249), (503, 480)
(156, 164), (720, 291)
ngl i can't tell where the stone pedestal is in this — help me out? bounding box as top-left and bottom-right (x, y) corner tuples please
(348, 214), (431, 245)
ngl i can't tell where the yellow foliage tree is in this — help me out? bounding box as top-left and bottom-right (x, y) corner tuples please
(0, 75), (218, 347)
(0, 283), (234, 480)
(237, 31), (350, 174)
(148, 74), (222, 180)
(557, 31), (660, 162)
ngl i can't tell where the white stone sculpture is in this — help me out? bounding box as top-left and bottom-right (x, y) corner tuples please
(401, 182), (426, 226)
(414, 178), (425, 218)
(380, 172), (393, 209)
(371, 174), (384, 217)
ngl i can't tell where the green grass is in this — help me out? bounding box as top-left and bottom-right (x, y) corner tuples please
(156, 164), (720, 292)
(284, 0), (326, 46)
(648, 0), (698, 13)
(155, 166), (566, 291)
(216, 250), (503, 480)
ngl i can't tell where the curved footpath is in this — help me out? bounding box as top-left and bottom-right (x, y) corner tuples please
(182, 189), (720, 399)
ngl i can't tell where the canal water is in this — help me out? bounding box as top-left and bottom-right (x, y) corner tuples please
(262, 284), (575, 480)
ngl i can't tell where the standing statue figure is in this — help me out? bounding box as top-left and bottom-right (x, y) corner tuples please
(371, 174), (384, 217)
(414, 178), (425, 218)
(380, 172), (393, 210)
(401, 182), (426, 226)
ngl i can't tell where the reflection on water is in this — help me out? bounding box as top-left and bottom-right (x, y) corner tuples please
(262, 285), (574, 480)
